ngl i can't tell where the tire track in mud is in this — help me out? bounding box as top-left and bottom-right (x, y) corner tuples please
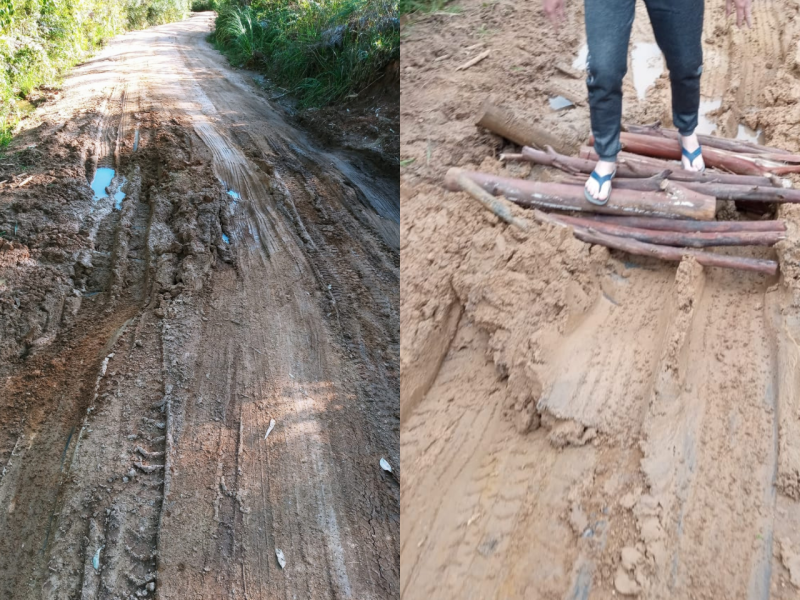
(538, 265), (675, 435)
(400, 324), (595, 600)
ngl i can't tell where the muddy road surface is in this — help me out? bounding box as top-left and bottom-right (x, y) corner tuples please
(0, 12), (399, 600)
(401, 0), (800, 598)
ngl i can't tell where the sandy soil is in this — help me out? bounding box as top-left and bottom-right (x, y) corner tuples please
(0, 12), (398, 600)
(400, 0), (800, 597)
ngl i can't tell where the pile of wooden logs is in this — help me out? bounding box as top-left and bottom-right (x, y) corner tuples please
(446, 102), (799, 275)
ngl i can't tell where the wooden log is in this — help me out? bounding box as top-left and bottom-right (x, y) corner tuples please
(580, 146), (785, 187)
(560, 169), (800, 203)
(625, 123), (791, 156)
(739, 152), (800, 164)
(591, 132), (800, 176)
(554, 215), (784, 247)
(475, 100), (571, 154)
(576, 214), (786, 233)
(444, 167), (717, 220)
(568, 224), (779, 275)
(522, 145), (775, 187)
(453, 171), (531, 231)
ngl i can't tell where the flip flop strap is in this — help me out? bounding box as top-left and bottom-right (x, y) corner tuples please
(590, 171), (614, 187)
(681, 145), (703, 165)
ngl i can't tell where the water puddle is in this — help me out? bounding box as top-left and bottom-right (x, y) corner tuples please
(221, 233), (230, 244)
(549, 96), (574, 111)
(133, 127), (140, 152)
(736, 123), (764, 145)
(696, 99), (722, 136)
(218, 178), (241, 203)
(114, 177), (127, 210)
(573, 44), (588, 71)
(91, 168), (115, 200)
(631, 43), (664, 100)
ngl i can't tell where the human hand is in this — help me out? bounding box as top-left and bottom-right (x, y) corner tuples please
(726, 0), (752, 28)
(543, 0), (565, 26)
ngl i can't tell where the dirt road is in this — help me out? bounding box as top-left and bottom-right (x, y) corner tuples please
(401, 0), (800, 598)
(0, 12), (399, 600)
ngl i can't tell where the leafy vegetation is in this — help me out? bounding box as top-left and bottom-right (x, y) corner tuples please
(0, 0), (190, 149)
(398, 0), (451, 14)
(211, 0), (398, 107)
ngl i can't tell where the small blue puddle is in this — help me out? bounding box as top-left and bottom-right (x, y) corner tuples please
(133, 128), (140, 152)
(221, 233), (230, 244)
(227, 189), (240, 200)
(114, 188), (126, 210)
(91, 168), (115, 200)
(114, 176), (127, 210)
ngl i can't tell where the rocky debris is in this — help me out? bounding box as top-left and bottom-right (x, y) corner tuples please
(545, 417), (596, 449)
(614, 567), (641, 596)
(780, 539), (800, 588)
(568, 503), (589, 536)
(620, 546), (643, 572)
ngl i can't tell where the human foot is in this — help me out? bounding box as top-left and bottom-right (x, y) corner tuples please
(680, 133), (705, 172)
(584, 160), (617, 205)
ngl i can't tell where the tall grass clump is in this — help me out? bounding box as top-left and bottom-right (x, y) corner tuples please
(0, 0), (191, 149)
(212, 0), (398, 107)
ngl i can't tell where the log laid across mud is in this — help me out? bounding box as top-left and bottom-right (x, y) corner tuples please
(553, 215), (784, 247)
(590, 132), (800, 176)
(558, 170), (800, 203)
(475, 100), (572, 155)
(450, 171), (779, 275)
(625, 123), (792, 157)
(570, 226), (779, 275)
(576, 214), (786, 233)
(445, 167), (717, 220)
(521, 146), (775, 187)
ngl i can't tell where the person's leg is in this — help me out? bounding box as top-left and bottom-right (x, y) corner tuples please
(584, 0), (636, 201)
(644, 0), (705, 170)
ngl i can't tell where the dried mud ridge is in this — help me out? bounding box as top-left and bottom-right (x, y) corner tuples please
(401, 0), (800, 597)
(0, 13), (398, 600)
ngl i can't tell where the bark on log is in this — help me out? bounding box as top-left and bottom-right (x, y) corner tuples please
(590, 132), (800, 176)
(550, 219), (778, 275)
(582, 146), (788, 187)
(577, 214), (785, 233)
(444, 167), (717, 220)
(523, 145), (774, 187)
(559, 170), (800, 203)
(454, 171), (531, 231)
(572, 227), (778, 275)
(554, 215), (784, 247)
(475, 100), (571, 154)
(625, 123), (791, 156)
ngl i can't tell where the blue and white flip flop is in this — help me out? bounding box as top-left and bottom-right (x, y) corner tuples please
(681, 143), (705, 173)
(584, 169), (616, 206)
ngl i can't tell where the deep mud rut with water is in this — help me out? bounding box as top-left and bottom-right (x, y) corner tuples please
(0, 12), (399, 600)
(401, 0), (800, 598)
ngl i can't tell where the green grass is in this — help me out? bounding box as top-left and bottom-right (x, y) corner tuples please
(399, 0), (452, 14)
(211, 0), (398, 108)
(0, 0), (191, 147)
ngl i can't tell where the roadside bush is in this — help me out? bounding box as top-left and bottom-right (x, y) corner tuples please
(212, 0), (398, 107)
(191, 0), (217, 11)
(0, 0), (191, 148)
